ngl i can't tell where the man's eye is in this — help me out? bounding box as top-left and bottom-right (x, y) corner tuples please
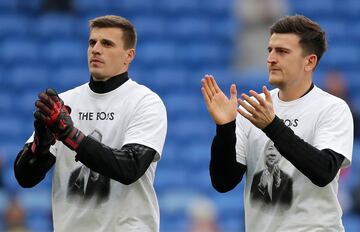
(102, 41), (111, 47)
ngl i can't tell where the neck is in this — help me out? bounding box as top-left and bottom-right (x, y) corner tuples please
(89, 72), (129, 93)
(278, 80), (313, 101)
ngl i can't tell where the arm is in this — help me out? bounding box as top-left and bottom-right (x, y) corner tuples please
(211, 121), (246, 192)
(14, 119), (56, 188)
(201, 75), (246, 192)
(14, 143), (56, 188)
(76, 137), (156, 185)
(263, 116), (344, 187)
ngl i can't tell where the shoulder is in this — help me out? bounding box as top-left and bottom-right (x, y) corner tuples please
(58, 83), (89, 101)
(313, 86), (351, 114)
(126, 79), (165, 104)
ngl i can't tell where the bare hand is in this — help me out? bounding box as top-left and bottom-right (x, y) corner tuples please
(201, 74), (238, 125)
(237, 86), (275, 129)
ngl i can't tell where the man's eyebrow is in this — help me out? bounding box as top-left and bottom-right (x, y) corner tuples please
(88, 38), (116, 46)
(268, 46), (291, 52)
(101, 38), (116, 45)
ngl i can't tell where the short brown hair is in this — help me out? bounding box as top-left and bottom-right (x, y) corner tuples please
(89, 15), (137, 49)
(270, 15), (327, 64)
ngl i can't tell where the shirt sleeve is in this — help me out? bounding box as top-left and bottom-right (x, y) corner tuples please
(313, 100), (354, 167)
(235, 113), (250, 165)
(122, 94), (167, 161)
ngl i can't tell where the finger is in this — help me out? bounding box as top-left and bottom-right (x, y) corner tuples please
(206, 75), (218, 95)
(249, 90), (266, 107)
(237, 107), (256, 124)
(201, 77), (214, 101)
(239, 94), (261, 113)
(38, 92), (55, 109)
(208, 75), (221, 94)
(201, 86), (212, 107)
(263, 85), (272, 102)
(46, 88), (59, 98)
(46, 88), (63, 105)
(229, 84), (237, 102)
(34, 110), (49, 123)
(64, 105), (72, 114)
(35, 100), (52, 115)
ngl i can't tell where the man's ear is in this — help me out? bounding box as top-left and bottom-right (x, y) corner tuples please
(305, 54), (317, 72)
(125, 48), (135, 65)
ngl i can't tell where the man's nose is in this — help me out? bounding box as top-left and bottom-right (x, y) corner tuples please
(91, 42), (102, 54)
(267, 51), (277, 64)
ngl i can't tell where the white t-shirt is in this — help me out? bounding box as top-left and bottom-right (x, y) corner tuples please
(45, 79), (167, 232)
(235, 86), (353, 232)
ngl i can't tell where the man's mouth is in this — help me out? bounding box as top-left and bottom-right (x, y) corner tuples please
(90, 58), (104, 64)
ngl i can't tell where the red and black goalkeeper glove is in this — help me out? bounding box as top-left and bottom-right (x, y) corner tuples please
(31, 118), (56, 155)
(34, 88), (85, 151)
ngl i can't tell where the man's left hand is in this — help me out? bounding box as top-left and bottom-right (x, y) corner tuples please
(237, 86), (275, 129)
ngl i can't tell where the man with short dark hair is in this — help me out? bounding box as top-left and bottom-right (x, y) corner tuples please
(14, 15), (167, 232)
(201, 15), (353, 231)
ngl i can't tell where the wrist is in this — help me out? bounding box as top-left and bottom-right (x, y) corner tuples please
(31, 142), (50, 155)
(62, 127), (85, 151)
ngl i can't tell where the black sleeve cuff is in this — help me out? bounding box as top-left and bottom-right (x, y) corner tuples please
(216, 120), (236, 137)
(262, 116), (286, 142)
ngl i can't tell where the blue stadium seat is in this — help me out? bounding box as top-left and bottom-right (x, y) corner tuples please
(321, 44), (360, 70)
(0, 142), (24, 164)
(0, 116), (23, 141)
(156, 0), (199, 16)
(34, 14), (76, 40)
(109, 0), (154, 14)
(317, 20), (348, 42)
(8, 66), (49, 90)
(13, 89), (41, 117)
(168, 118), (213, 145)
(335, 0), (360, 20)
(150, 68), (189, 94)
(343, 213), (360, 232)
(0, 190), (9, 214)
(177, 42), (230, 68)
(50, 66), (89, 92)
(0, 91), (14, 113)
(16, 189), (52, 212)
(3, 164), (23, 192)
(73, 0), (110, 14)
(168, 17), (210, 41)
(26, 212), (52, 232)
(162, 93), (206, 119)
(290, 0), (335, 18)
(0, 39), (39, 65)
(42, 39), (87, 66)
(0, 14), (28, 39)
(136, 41), (177, 68)
(0, 0), (17, 12)
(155, 166), (190, 191)
(132, 16), (166, 39)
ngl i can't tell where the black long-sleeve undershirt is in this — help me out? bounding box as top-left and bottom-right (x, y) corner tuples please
(210, 121), (246, 193)
(76, 136), (156, 185)
(210, 117), (345, 192)
(14, 143), (56, 188)
(14, 139), (156, 187)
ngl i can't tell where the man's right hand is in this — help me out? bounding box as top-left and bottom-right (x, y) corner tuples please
(201, 74), (238, 125)
(31, 118), (56, 155)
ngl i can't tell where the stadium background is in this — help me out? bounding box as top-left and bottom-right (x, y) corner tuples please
(0, 0), (359, 231)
